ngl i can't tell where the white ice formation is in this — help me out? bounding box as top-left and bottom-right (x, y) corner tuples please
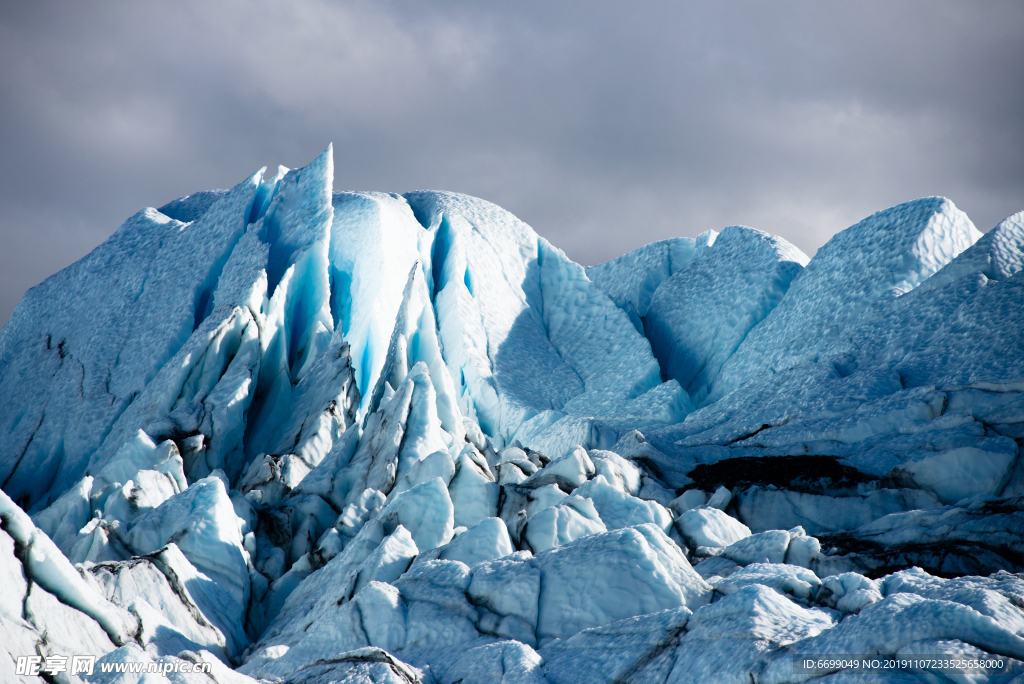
(1, 147), (1023, 682)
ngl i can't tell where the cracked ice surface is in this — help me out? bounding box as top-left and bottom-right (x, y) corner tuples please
(2, 147), (1024, 682)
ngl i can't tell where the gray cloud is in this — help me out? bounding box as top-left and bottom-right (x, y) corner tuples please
(1, 0), (1022, 327)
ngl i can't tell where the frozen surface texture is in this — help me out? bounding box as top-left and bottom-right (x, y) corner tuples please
(1, 148), (1022, 682)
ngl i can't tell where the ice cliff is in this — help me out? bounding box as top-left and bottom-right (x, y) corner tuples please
(1, 146), (1023, 683)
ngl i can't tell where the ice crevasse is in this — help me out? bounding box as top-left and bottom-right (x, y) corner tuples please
(0, 146), (1023, 683)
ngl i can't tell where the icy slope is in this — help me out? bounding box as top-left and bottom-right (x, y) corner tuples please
(711, 197), (981, 401)
(0, 172), (262, 509)
(407, 191), (691, 447)
(585, 236), (701, 332)
(644, 225), (809, 405)
(1, 147), (1023, 683)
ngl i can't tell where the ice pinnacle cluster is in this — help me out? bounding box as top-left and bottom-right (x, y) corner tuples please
(1, 146), (1023, 683)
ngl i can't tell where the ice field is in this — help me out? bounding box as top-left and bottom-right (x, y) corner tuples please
(1, 146), (1023, 682)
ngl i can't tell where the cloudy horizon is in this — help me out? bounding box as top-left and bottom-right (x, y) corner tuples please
(1, 0), (1022, 328)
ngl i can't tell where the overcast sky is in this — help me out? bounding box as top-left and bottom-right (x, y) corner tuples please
(1, 1), (1022, 328)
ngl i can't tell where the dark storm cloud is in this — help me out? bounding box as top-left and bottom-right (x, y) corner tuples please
(1, 0), (1022, 327)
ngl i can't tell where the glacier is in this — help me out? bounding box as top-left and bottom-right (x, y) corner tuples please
(0, 145), (1023, 683)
